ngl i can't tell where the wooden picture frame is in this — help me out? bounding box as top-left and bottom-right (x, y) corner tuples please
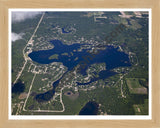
(0, 0), (160, 127)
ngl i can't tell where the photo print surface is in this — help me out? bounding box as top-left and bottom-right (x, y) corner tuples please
(10, 9), (151, 119)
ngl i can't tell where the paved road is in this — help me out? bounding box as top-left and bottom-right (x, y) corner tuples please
(23, 72), (37, 111)
(13, 13), (45, 85)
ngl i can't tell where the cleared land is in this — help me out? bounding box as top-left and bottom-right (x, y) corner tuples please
(126, 78), (147, 94)
(133, 99), (148, 115)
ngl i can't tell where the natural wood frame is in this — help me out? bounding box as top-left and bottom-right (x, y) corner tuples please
(0, 0), (160, 127)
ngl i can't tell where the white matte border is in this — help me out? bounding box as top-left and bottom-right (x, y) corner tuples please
(9, 8), (152, 120)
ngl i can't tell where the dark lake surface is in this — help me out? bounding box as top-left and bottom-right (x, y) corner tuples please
(29, 39), (131, 75)
(28, 40), (131, 102)
(12, 80), (25, 94)
(35, 90), (55, 102)
(79, 101), (99, 115)
(62, 28), (72, 33)
(76, 70), (116, 86)
(34, 73), (65, 102)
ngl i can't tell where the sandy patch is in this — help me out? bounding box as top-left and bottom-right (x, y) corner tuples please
(18, 92), (28, 99)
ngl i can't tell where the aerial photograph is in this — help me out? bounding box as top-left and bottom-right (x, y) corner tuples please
(11, 10), (149, 116)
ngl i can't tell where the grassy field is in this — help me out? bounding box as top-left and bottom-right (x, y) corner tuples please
(126, 78), (147, 94)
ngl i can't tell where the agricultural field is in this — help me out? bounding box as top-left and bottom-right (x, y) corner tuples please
(126, 78), (148, 94)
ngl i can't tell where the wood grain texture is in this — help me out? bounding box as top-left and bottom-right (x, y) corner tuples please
(0, 0), (160, 127)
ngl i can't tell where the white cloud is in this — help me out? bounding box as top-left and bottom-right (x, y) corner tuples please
(12, 32), (24, 42)
(12, 11), (42, 23)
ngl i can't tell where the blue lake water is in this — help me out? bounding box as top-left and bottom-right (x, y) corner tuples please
(79, 101), (99, 115)
(29, 39), (131, 75)
(62, 28), (72, 33)
(28, 40), (131, 102)
(35, 90), (55, 102)
(76, 70), (116, 86)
